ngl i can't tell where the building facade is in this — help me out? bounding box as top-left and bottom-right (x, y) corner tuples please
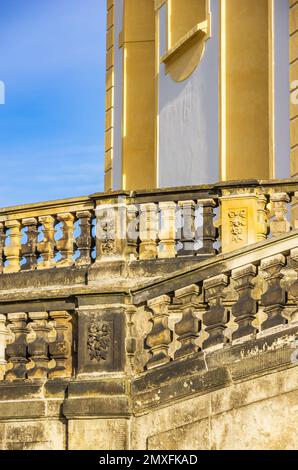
(105, 0), (291, 190)
(0, 0), (298, 450)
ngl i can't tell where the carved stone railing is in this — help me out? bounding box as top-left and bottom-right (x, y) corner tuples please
(0, 310), (73, 381)
(0, 196), (96, 274)
(130, 242), (298, 373)
(0, 225), (297, 387)
(0, 178), (297, 274)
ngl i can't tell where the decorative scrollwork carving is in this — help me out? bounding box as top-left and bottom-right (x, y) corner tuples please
(87, 321), (112, 362)
(228, 209), (247, 242)
(101, 220), (116, 256)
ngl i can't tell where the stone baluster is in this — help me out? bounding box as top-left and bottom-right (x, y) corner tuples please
(76, 211), (92, 265)
(139, 203), (158, 260)
(5, 313), (28, 380)
(37, 215), (56, 269)
(0, 223), (5, 273)
(158, 202), (177, 258)
(196, 199), (217, 256)
(286, 248), (298, 322)
(56, 213), (75, 266)
(174, 285), (201, 359)
(145, 295), (172, 369)
(126, 205), (139, 259)
(232, 264), (258, 340)
(3, 220), (21, 273)
(48, 311), (72, 378)
(257, 194), (268, 241)
(203, 274), (229, 349)
(269, 193), (291, 237)
(177, 200), (195, 255)
(292, 191), (298, 230)
(21, 217), (38, 270)
(261, 254), (287, 330)
(27, 312), (51, 378)
(125, 306), (137, 372)
(0, 315), (8, 380)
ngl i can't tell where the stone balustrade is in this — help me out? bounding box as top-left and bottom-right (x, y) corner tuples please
(0, 207), (298, 454)
(2, 239), (298, 382)
(0, 310), (73, 381)
(129, 245), (298, 372)
(0, 178), (297, 274)
(0, 196), (96, 274)
(0, 180), (298, 450)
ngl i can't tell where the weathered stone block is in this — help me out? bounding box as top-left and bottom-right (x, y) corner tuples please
(0, 401), (46, 419)
(63, 396), (130, 419)
(68, 419), (128, 450)
(211, 389), (298, 450)
(3, 420), (66, 450)
(148, 417), (210, 450)
(77, 308), (126, 374)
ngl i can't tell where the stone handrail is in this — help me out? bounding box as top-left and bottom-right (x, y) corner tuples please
(0, 177), (297, 273)
(130, 232), (298, 373)
(0, 228), (298, 382)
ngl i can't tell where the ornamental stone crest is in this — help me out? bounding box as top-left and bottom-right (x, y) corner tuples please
(87, 320), (112, 362)
(101, 220), (116, 255)
(228, 208), (247, 242)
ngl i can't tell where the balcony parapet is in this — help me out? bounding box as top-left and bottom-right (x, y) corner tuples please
(1, 180), (298, 448)
(125, 233), (298, 419)
(0, 178), (297, 275)
(0, 228), (298, 387)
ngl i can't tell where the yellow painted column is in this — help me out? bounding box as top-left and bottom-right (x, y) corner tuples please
(290, 0), (298, 228)
(104, 0), (115, 191)
(290, 0), (298, 177)
(220, 0), (274, 181)
(121, 0), (156, 190)
(169, 0), (207, 47)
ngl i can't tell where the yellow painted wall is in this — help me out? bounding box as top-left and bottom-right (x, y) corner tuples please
(106, 0), (288, 190)
(122, 0), (156, 190)
(290, 0), (298, 177)
(169, 0), (207, 47)
(104, 0), (115, 191)
(221, 0), (273, 180)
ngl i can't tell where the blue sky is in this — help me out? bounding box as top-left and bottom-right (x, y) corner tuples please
(0, 0), (106, 207)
